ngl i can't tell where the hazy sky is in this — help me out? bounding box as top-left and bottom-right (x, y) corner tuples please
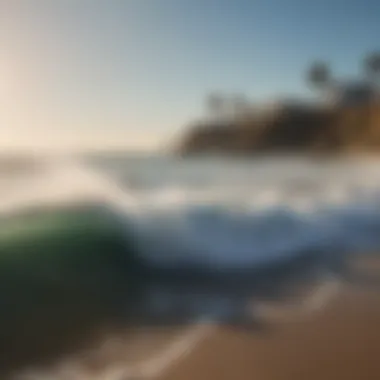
(0, 0), (379, 151)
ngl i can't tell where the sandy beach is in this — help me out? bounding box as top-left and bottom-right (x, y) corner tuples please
(7, 252), (380, 380)
(157, 253), (380, 380)
(161, 285), (380, 380)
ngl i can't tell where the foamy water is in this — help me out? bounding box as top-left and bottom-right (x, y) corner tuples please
(86, 155), (380, 265)
(4, 154), (380, 379)
(3, 154), (380, 268)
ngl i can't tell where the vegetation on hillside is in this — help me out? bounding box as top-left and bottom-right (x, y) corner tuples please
(179, 52), (380, 155)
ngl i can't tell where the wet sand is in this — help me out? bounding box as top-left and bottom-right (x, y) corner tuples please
(162, 286), (380, 380)
(160, 254), (380, 380)
(8, 253), (380, 380)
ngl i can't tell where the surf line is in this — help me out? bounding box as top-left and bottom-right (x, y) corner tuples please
(111, 275), (342, 379)
(253, 274), (342, 322)
(60, 160), (215, 379)
(120, 322), (215, 380)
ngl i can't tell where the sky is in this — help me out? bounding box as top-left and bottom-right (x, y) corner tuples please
(0, 0), (379, 151)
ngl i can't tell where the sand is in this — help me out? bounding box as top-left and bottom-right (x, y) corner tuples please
(161, 253), (380, 380)
(161, 286), (380, 380)
(8, 253), (380, 380)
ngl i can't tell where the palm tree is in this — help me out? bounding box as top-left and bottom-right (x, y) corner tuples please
(363, 52), (380, 126)
(363, 52), (380, 88)
(205, 93), (225, 120)
(306, 61), (332, 92)
(231, 94), (250, 118)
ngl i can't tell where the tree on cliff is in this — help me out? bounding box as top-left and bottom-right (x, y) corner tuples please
(306, 61), (332, 93)
(363, 52), (380, 124)
(364, 52), (380, 88)
(230, 94), (251, 118)
(205, 93), (225, 120)
(205, 93), (251, 121)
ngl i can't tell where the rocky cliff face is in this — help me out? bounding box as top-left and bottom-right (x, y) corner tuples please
(178, 103), (380, 155)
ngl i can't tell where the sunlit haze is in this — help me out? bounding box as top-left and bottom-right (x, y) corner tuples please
(1, 0), (379, 151)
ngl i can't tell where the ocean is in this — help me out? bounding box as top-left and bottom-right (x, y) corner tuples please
(85, 153), (380, 258)
(3, 153), (380, 379)
(3, 153), (380, 299)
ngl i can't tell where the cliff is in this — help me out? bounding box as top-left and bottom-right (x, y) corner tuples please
(178, 102), (380, 155)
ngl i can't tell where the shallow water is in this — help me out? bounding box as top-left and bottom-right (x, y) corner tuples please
(3, 153), (380, 379)
(84, 154), (380, 263)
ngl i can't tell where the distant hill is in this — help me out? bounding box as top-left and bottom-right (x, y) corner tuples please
(177, 102), (380, 156)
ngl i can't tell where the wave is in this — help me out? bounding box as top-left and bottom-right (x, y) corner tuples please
(3, 155), (380, 269)
(5, 155), (380, 379)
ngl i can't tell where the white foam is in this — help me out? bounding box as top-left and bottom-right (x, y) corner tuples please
(113, 156), (380, 268)
(3, 155), (380, 269)
(253, 275), (342, 322)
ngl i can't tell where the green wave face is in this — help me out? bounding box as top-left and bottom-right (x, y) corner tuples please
(0, 202), (144, 314)
(0, 202), (147, 375)
(0, 204), (132, 263)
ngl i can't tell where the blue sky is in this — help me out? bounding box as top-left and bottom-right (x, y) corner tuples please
(0, 0), (379, 150)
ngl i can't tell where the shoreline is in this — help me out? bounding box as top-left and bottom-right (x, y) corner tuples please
(8, 252), (380, 380)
